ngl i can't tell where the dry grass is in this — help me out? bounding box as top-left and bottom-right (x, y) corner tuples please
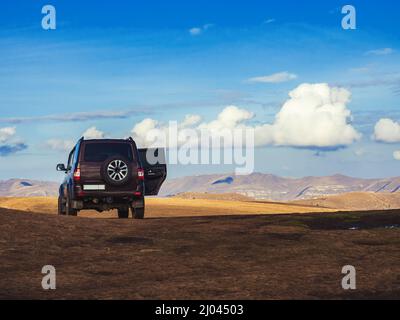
(0, 196), (336, 218)
(173, 192), (254, 201)
(294, 192), (400, 211)
(1, 207), (399, 299)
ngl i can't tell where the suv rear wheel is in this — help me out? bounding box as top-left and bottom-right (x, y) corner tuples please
(117, 207), (129, 219)
(132, 207), (144, 219)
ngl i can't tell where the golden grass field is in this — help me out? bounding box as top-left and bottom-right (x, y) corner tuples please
(0, 196), (336, 218)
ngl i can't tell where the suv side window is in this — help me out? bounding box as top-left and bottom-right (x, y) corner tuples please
(67, 147), (76, 171)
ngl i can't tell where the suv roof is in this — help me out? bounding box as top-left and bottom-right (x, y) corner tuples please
(81, 138), (134, 143)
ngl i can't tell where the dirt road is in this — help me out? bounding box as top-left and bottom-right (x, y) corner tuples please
(1, 208), (399, 299)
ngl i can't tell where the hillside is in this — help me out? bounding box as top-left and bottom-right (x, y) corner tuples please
(3, 173), (400, 202)
(293, 192), (400, 211)
(0, 179), (58, 197)
(160, 173), (400, 201)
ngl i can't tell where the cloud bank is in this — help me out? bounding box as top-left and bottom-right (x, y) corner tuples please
(132, 83), (361, 150)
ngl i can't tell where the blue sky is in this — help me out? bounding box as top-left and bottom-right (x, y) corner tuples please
(0, 0), (399, 181)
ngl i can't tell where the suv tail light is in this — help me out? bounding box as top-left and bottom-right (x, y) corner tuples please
(73, 167), (81, 182)
(138, 168), (145, 181)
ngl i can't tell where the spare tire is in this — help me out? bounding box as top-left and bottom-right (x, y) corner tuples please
(102, 156), (131, 186)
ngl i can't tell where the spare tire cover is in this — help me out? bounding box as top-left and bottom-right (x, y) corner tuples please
(101, 156), (131, 186)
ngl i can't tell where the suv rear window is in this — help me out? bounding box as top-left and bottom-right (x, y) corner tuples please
(83, 143), (133, 162)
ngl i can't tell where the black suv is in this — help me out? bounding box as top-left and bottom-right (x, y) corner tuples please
(56, 137), (167, 219)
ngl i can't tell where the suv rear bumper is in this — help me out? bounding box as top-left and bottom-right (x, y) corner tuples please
(76, 190), (142, 197)
(72, 196), (144, 211)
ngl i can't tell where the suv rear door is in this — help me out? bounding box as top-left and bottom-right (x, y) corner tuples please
(79, 141), (138, 191)
(138, 148), (167, 196)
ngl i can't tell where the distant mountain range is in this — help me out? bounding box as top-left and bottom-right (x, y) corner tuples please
(0, 179), (59, 197)
(159, 173), (400, 201)
(2, 173), (400, 201)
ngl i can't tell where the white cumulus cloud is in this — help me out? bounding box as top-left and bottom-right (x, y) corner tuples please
(373, 118), (400, 143)
(0, 126), (27, 156)
(131, 118), (163, 147)
(0, 126), (16, 143)
(131, 83), (360, 150)
(180, 115), (202, 128)
(83, 126), (105, 139)
(46, 139), (75, 152)
(254, 83), (361, 148)
(46, 127), (106, 152)
(131, 106), (253, 148)
(247, 71), (298, 83)
(198, 106), (253, 131)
